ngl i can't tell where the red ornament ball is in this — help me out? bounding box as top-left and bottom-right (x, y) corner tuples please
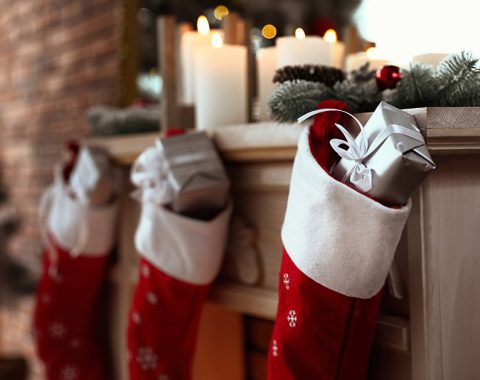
(376, 65), (403, 90)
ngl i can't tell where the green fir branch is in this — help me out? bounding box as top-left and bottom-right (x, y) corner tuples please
(435, 51), (480, 106)
(268, 80), (333, 123)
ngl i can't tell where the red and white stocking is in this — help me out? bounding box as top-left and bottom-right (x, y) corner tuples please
(127, 201), (232, 380)
(267, 101), (411, 379)
(34, 172), (117, 380)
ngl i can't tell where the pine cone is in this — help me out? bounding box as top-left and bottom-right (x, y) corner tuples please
(273, 65), (346, 87)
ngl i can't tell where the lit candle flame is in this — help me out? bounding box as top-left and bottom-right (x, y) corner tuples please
(295, 28), (306, 39)
(323, 29), (337, 43)
(197, 15), (210, 35)
(211, 33), (223, 48)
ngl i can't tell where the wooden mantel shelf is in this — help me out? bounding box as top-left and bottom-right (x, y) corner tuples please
(103, 106), (480, 379)
(87, 107), (480, 165)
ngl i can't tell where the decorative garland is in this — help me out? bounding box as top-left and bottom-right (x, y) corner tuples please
(269, 51), (480, 123)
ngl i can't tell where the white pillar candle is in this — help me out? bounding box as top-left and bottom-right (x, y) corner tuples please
(194, 34), (247, 130)
(276, 28), (332, 68)
(412, 53), (448, 68)
(331, 43), (346, 69)
(180, 16), (222, 105)
(345, 48), (390, 72)
(323, 29), (345, 69)
(256, 46), (277, 121)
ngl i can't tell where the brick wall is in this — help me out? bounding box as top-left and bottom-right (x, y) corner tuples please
(0, 1), (119, 378)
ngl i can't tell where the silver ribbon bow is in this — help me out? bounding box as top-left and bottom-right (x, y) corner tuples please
(130, 140), (174, 205)
(298, 108), (426, 192)
(130, 139), (216, 205)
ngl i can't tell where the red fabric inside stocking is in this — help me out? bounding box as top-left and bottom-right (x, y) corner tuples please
(267, 100), (388, 380)
(34, 239), (110, 380)
(127, 258), (209, 380)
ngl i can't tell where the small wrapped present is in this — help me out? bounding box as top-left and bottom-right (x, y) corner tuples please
(329, 101), (436, 205)
(132, 132), (230, 219)
(69, 146), (115, 206)
(298, 101), (436, 205)
(161, 132), (230, 217)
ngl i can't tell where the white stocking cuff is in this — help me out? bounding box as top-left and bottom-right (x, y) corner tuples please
(281, 127), (411, 299)
(135, 202), (233, 285)
(47, 184), (118, 256)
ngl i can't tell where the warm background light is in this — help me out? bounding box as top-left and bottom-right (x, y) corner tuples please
(295, 28), (306, 39)
(323, 29), (337, 43)
(197, 15), (210, 35)
(262, 24), (277, 39)
(355, 0), (480, 64)
(366, 47), (380, 59)
(211, 33), (223, 48)
(213, 5), (229, 20)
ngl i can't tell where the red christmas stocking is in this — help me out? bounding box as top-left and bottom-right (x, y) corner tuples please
(34, 169), (117, 380)
(267, 100), (411, 380)
(127, 201), (232, 380)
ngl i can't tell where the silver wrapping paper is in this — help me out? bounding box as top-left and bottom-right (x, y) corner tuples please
(160, 132), (230, 217)
(332, 102), (436, 205)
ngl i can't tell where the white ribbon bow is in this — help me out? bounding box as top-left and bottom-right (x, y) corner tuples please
(131, 139), (216, 206)
(298, 108), (426, 192)
(130, 140), (174, 206)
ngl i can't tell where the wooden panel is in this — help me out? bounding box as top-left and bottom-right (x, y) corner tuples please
(368, 347), (411, 380)
(247, 351), (267, 380)
(421, 156), (480, 379)
(193, 304), (245, 380)
(209, 284), (278, 320)
(244, 316), (271, 380)
(223, 12), (243, 45)
(375, 315), (410, 353)
(245, 317), (274, 352)
(86, 107), (480, 165)
(110, 169), (137, 380)
(427, 107), (480, 129)
(117, 0), (139, 106)
(157, 16), (179, 130)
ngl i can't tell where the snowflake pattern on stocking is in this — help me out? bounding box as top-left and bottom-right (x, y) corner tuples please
(287, 310), (297, 328)
(61, 365), (78, 380)
(272, 339), (279, 357)
(132, 311), (141, 325)
(136, 347), (158, 371)
(49, 322), (67, 339)
(141, 265), (150, 278)
(146, 291), (158, 305)
(283, 273), (290, 290)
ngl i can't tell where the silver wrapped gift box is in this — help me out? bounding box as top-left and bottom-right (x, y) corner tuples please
(331, 102), (436, 205)
(159, 132), (230, 217)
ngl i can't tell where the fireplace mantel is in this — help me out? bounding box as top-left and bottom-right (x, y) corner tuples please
(88, 107), (480, 380)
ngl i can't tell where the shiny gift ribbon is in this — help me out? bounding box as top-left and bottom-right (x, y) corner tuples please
(130, 139), (216, 205)
(298, 108), (427, 192)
